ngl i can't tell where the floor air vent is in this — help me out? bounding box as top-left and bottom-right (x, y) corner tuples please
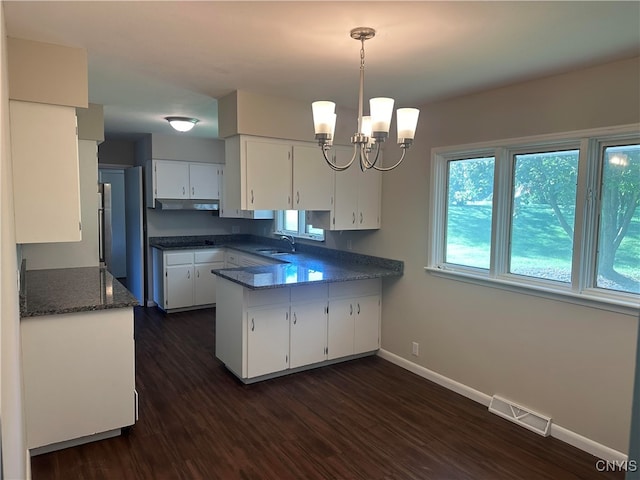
(488, 395), (551, 436)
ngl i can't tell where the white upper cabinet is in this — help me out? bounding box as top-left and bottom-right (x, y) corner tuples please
(189, 163), (220, 200)
(154, 160), (190, 199)
(149, 160), (222, 206)
(308, 145), (382, 230)
(292, 144), (333, 210)
(224, 135), (333, 211)
(245, 139), (292, 209)
(10, 100), (81, 243)
(218, 166), (273, 219)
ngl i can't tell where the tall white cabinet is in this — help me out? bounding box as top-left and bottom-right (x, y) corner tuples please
(10, 100), (82, 243)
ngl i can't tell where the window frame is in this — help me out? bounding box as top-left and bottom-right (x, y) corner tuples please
(428, 124), (640, 315)
(274, 210), (325, 242)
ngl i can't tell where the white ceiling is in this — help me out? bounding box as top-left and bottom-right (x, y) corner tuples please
(4, 1), (640, 140)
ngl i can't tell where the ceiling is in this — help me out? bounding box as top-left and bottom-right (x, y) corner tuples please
(4, 1), (640, 140)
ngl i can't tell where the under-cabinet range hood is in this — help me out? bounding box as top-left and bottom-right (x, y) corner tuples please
(155, 199), (219, 211)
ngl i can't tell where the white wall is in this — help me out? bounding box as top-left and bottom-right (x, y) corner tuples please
(347, 56), (640, 454)
(22, 140), (100, 269)
(0, 1), (28, 477)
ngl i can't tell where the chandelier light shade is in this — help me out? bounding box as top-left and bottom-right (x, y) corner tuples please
(165, 116), (199, 132)
(312, 27), (419, 172)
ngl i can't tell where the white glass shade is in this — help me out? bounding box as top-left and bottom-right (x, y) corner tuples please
(327, 113), (337, 145)
(370, 97), (394, 133)
(166, 117), (198, 132)
(312, 101), (336, 135)
(396, 108), (420, 142)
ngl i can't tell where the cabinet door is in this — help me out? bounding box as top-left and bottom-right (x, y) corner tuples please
(189, 163), (219, 199)
(245, 140), (292, 209)
(357, 167), (381, 229)
(292, 144), (333, 210)
(10, 101), (81, 243)
(155, 160), (189, 199)
(290, 301), (327, 368)
(246, 306), (290, 378)
(327, 298), (355, 360)
(194, 262), (224, 306)
(353, 295), (380, 354)
(331, 146), (359, 230)
(165, 265), (194, 309)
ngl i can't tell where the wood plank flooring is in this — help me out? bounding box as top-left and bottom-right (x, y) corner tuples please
(31, 306), (624, 479)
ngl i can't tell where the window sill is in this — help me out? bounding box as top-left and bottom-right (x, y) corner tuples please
(424, 266), (639, 316)
(273, 230), (325, 242)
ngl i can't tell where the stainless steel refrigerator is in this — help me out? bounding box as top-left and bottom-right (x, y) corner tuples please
(98, 183), (113, 272)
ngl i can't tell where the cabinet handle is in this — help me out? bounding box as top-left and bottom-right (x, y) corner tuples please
(197, 270), (200, 278)
(286, 311), (289, 321)
(349, 304), (353, 315)
(251, 318), (255, 331)
(187, 271), (190, 279)
(183, 186), (186, 195)
(251, 189), (254, 204)
(352, 212), (356, 224)
(296, 191), (300, 204)
(293, 312), (297, 325)
(360, 212), (363, 224)
(285, 354), (288, 364)
(357, 303), (360, 315)
(192, 186), (195, 196)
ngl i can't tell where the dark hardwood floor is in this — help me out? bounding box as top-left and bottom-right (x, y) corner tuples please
(31, 306), (623, 480)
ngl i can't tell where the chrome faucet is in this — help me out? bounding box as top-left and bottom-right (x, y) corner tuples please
(281, 234), (296, 252)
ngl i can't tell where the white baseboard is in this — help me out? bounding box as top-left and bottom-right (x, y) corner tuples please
(377, 349), (627, 463)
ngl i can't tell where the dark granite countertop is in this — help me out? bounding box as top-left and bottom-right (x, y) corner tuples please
(149, 234), (403, 290)
(20, 266), (139, 318)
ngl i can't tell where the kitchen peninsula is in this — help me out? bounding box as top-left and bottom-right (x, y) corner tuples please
(20, 264), (138, 454)
(150, 234), (403, 383)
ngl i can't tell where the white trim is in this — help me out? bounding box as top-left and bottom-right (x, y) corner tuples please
(377, 349), (628, 463)
(377, 349), (491, 406)
(431, 123), (640, 156)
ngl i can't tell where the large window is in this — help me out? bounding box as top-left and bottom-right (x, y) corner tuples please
(275, 210), (324, 241)
(430, 126), (639, 310)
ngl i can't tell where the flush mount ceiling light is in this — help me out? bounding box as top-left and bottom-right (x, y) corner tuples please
(312, 27), (420, 172)
(165, 116), (199, 133)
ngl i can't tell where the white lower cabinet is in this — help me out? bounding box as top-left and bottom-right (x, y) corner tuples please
(328, 279), (381, 360)
(166, 263), (194, 309)
(215, 277), (379, 382)
(195, 262), (223, 306)
(153, 248), (225, 311)
(290, 285), (328, 368)
(21, 308), (136, 451)
(247, 305), (291, 378)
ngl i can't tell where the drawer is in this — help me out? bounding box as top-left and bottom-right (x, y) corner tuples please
(165, 251), (194, 266)
(328, 278), (380, 298)
(291, 283), (328, 303)
(195, 249), (225, 263)
(246, 287), (290, 307)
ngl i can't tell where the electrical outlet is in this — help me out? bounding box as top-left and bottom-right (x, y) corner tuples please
(231, 225), (240, 234)
(412, 342), (419, 356)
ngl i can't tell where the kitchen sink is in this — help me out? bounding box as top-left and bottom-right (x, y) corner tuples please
(255, 248), (291, 255)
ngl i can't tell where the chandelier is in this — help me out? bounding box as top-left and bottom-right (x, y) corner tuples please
(312, 27), (419, 172)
